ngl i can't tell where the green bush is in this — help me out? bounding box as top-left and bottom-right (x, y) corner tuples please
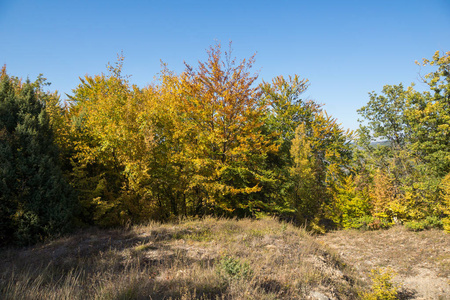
(404, 221), (426, 232)
(217, 256), (253, 280)
(424, 216), (443, 229)
(405, 216), (443, 231)
(350, 216), (390, 231)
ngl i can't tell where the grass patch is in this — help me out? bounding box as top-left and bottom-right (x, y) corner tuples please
(316, 224), (450, 299)
(1, 217), (364, 299)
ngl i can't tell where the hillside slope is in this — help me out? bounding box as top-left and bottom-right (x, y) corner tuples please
(1, 217), (362, 299)
(1, 218), (448, 299)
(316, 227), (450, 300)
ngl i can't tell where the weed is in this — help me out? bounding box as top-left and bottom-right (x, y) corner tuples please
(281, 222), (288, 233)
(216, 256), (253, 280)
(249, 229), (265, 238)
(133, 242), (156, 252)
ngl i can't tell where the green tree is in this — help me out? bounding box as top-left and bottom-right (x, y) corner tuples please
(358, 84), (409, 148)
(356, 51), (450, 224)
(0, 69), (76, 245)
(407, 51), (450, 177)
(260, 75), (321, 215)
(261, 75), (353, 226)
(261, 75), (319, 161)
(290, 112), (353, 229)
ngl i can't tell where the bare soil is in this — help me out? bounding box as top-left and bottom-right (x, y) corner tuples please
(316, 226), (450, 300)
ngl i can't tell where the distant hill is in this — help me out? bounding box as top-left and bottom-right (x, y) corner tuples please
(370, 140), (391, 147)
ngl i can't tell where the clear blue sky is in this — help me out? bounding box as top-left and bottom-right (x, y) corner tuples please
(1, 0), (449, 131)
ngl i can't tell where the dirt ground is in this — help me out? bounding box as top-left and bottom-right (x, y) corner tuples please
(316, 226), (450, 300)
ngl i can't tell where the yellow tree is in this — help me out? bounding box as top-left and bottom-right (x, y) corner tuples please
(176, 43), (278, 215)
(68, 56), (157, 225)
(137, 67), (196, 218)
(441, 173), (450, 232)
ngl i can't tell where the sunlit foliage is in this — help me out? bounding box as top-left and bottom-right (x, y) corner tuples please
(2, 47), (449, 242)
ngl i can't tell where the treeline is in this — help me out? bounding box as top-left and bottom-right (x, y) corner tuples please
(1, 45), (449, 245)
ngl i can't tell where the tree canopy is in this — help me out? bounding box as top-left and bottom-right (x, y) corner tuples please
(2, 47), (450, 245)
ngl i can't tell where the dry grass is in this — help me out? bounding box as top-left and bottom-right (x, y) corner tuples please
(0, 217), (363, 299)
(316, 226), (450, 299)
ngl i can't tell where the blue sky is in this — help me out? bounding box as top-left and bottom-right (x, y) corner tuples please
(1, 0), (449, 131)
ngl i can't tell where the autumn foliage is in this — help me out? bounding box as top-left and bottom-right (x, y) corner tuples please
(1, 46), (449, 244)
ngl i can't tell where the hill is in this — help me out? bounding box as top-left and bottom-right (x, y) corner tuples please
(317, 227), (450, 299)
(1, 217), (449, 299)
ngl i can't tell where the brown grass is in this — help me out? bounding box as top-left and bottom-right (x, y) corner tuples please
(0, 217), (363, 299)
(316, 226), (450, 299)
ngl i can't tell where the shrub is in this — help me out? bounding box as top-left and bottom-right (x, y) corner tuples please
(424, 216), (443, 229)
(404, 221), (426, 232)
(350, 216), (390, 231)
(443, 218), (450, 233)
(405, 216), (444, 231)
(216, 256), (253, 280)
(362, 267), (399, 300)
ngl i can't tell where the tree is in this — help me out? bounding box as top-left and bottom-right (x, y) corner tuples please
(290, 112), (353, 228)
(289, 123), (322, 223)
(0, 69), (76, 245)
(358, 84), (409, 148)
(356, 51), (450, 224)
(176, 43), (278, 216)
(261, 75), (318, 159)
(68, 56), (160, 225)
(407, 51), (450, 177)
(260, 75), (321, 215)
(260, 75), (353, 226)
